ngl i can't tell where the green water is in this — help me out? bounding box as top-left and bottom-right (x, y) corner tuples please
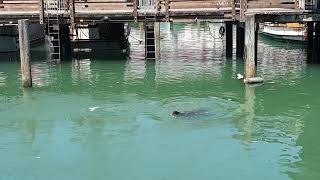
(0, 23), (320, 180)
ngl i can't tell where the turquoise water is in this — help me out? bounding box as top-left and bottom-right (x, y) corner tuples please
(0, 23), (320, 180)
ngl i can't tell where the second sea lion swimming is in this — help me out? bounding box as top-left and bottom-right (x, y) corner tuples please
(171, 110), (208, 118)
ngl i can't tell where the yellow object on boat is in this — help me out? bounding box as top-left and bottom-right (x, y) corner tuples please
(286, 23), (304, 28)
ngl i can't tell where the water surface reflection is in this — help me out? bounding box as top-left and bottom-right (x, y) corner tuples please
(0, 22), (319, 180)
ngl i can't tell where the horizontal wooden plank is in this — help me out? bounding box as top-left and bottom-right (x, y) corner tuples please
(76, 0), (132, 3)
(2, 0), (38, 3)
(75, 2), (133, 10)
(247, 0), (295, 9)
(75, 2), (133, 6)
(161, 0), (231, 2)
(169, 1), (231, 9)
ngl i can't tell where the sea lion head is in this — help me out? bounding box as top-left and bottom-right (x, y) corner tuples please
(171, 111), (180, 116)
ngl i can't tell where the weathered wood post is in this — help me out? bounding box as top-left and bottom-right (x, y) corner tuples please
(154, 22), (161, 60)
(296, 0), (305, 10)
(307, 22), (314, 62)
(314, 23), (320, 63)
(244, 15), (256, 79)
(39, 0), (44, 24)
(18, 19), (32, 87)
(240, 0), (247, 22)
(231, 0), (236, 21)
(226, 21), (233, 57)
(69, 0), (76, 36)
(236, 24), (245, 58)
(255, 23), (259, 65)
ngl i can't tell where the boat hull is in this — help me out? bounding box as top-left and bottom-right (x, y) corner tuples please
(260, 23), (306, 42)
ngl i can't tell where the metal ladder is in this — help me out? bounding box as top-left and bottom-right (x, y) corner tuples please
(145, 15), (156, 60)
(45, 0), (63, 61)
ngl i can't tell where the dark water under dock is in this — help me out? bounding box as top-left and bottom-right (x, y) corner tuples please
(0, 23), (320, 180)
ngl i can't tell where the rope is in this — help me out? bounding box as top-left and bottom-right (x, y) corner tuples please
(207, 23), (225, 40)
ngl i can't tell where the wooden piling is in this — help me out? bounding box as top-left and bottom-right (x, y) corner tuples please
(255, 23), (259, 65)
(314, 23), (320, 62)
(240, 0), (247, 22)
(154, 22), (161, 60)
(236, 24), (245, 58)
(244, 15), (256, 79)
(226, 21), (233, 57)
(39, 0), (44, 24)
(307, 22), (314, 62)
(18, 19), (32, 87)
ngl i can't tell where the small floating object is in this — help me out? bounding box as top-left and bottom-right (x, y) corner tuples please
(237, 73), (244, 80)
(35, 156), (41, 159)
(244, 77), (264, 84)
(89, 107), (99, 112)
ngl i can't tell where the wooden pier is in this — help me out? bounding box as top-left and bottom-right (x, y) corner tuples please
(1, 0), (320, 84)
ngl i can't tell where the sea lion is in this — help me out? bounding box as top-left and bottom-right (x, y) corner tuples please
(171, 110), (208, 118)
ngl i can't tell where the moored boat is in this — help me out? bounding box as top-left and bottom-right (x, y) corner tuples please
(260, 23), (307, 42)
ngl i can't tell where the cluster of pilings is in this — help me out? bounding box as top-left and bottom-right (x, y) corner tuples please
(225, 16), (320, 81)
(16, 16), (320, 87)
(17, 17), (162, 87)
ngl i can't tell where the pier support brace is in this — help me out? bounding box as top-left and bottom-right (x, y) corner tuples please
(244, 15), (257, 79)
(18, 19), (32, 87)
(226, 21), (233, 57)
(236, 24), (245, 58)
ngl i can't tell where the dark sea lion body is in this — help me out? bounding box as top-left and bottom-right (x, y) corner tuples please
(171, 110), (208, 118)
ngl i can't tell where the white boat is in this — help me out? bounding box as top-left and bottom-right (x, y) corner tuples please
(260, 23), (307, 42)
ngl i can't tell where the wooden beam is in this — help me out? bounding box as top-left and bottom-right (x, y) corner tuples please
(226, 21), (233, 57)
(39, 0), (44, 24)
(70, 0), (75, 34)
(314, 23), (320, 63)
(165, 0), (169, 22)
(236, 24), (245, 58)
(244, 15), (256, 79)
(18, 19), (32, 87)
(133, 0), (137, 22)
(231, 0), (235, 21)
(240, 0), (246, 22)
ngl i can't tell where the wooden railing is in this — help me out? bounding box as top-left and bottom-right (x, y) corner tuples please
(0, 0), (307, 23)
